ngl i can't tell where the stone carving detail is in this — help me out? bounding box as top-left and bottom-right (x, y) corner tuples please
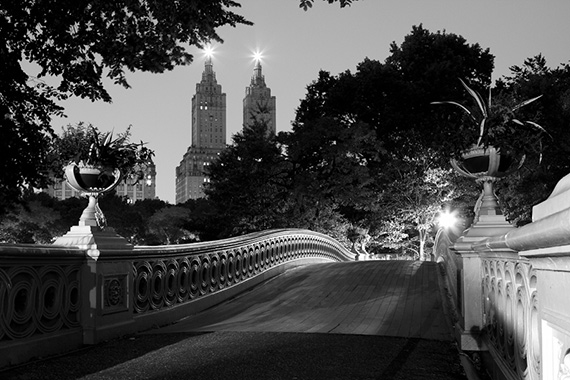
(482, 258), (539, 380)
(132, 234), (345, 314)
(103, 276), (127, 313)
(107, 279), (122, 306)
(0, 264), (81, 341)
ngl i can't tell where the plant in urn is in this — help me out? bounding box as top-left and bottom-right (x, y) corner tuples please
(51, 124), (153, 248)
(432, 79), (547, 240)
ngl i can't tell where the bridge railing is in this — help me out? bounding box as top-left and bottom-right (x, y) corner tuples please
(436, 173), (570, 380)
(0, 228), (353, 368)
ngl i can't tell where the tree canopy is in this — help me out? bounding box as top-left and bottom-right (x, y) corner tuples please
(0, 0), (366, 216)
(205, 121), (292, 237)
(200, 25), (493, 256)
(4, 2), (569, 254)
(493, 55), (570, 225)
(0, 0), (251, 215)
(299, 0), (357, 11)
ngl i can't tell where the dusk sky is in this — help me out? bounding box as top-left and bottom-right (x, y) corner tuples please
(49, 0), (570, 203)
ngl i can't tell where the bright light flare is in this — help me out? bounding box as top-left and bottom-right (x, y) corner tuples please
(252, 50), (263, 63)
(437, 209), (458, 229)
(204, 44), (215, 59)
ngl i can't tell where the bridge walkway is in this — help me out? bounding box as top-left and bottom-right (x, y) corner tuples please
(3, 260), (470, 380)
(157, 260), (452, 340)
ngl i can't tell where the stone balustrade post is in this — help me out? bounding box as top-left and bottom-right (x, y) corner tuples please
(54, 225), (135, 345)
(452, 179), (516, 351)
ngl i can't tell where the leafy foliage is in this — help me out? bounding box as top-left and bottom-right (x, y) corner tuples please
(49, 123), (154, 183)
(299, 0), (356, 11)
(205, 121), (292, 237)
(273, 25), (495, 255)
(0, 192), (61, 244)
(286, 116), (383, 213)
(431, 78), (547, 159)
(3, 0), (251, 103)
(0, 191), (207, 245)
(373, 156), (478, 259)
(147, 207), (196, 245)
(493, 55), (570, 225)
(0, 0), (251, 215)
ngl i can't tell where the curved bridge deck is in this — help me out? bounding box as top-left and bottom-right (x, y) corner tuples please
(3, 261), (468, 380)
(158, 260), (453, 340)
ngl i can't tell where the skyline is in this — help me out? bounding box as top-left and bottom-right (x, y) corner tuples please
(49, 0), (570, 203)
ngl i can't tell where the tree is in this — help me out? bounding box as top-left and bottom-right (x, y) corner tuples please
(493, 55), (570, 225)
(132, 198), (169, 222)
(205, 121), (291, 237)
(147, 206), (195, 245)
(0, 0), (360, 216)
(178, 198), (220, 241)
(387, 24), (493, 91)
(299, 0), (357, 11)
(98, 193), (145, 243)
(0, 192), (62, 244)
(384, 24), (494, 159)
(0, 0), (251, 215)
(373, 154), (477, 260)
(293, 26), (495, 162)
(53, 196), (87, 233)
(286, 25), (493, 254)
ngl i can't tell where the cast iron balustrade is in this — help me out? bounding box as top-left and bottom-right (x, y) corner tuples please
(0, 245), (82, 344)
(0, 228), (353, 368)
(130, 230), (351, 314)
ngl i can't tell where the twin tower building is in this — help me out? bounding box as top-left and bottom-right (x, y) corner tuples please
(175, 56), (276, 203)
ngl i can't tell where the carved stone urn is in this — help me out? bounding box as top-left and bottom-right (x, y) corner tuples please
(451, 145), (514, 179)
(451, 145), (518, 249)
(63, 163), (122, 228)
(53, 163), (132, 252)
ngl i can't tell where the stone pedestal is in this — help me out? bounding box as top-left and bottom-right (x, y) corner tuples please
(53, 226), (132, 259)
(53, 195), (135, 344)
(54, 226), (135, 344)
(453, 179), (515, 351)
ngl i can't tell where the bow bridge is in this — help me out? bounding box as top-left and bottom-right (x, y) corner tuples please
(3, 173), (570, 379)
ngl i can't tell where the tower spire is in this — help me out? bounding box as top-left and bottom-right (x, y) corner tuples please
(251, 60), (265, 87)
(202, 55), (216, 81)
(243, 51), (276, 135)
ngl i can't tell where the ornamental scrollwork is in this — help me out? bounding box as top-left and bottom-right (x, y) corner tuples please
(0, 264), (81, 342)
(131, 234), (347, 314)
(482, 258), (539, 380)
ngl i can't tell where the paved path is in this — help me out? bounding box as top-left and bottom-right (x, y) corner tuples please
(156, 260), (453, 341)
(2, 260), (469, 380)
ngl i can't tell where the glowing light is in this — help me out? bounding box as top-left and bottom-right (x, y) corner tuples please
(437, 209), (458, 229)
(204, 44), (214, 59)
(252, 50), (263, 63)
